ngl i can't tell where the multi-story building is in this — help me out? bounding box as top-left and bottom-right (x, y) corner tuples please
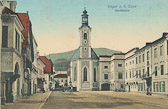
(37, 57), (46, 92)
(111, 53), (125, 91)
(125, 48), (139, 92)
(1, 1), (25, 103)
(99, 56), (111, 91)
(17, 12), (35, 96)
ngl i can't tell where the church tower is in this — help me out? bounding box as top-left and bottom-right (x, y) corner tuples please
(79, 8), (92, 58)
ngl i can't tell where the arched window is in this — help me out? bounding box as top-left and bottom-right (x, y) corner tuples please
(94, 68), (96, 82)
(74, 67), (77, 81)
(84, 67), (87, 81)
(84, 33), (87, 39)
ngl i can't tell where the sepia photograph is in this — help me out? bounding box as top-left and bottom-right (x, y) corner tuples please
(0, 0), (168, 109)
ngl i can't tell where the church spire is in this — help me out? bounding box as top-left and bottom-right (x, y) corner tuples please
(81, 7), (89, 26)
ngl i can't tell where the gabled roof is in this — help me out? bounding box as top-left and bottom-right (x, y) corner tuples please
(17, 13), (30, 46)
(54, 74), (67, 78)
(39, 56), (53, 74)
(71, 47), (99, 60)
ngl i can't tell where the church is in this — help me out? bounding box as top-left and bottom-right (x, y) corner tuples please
(69, 9), (100, 91)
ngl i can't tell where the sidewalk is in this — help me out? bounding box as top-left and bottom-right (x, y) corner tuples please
(1, 91), (52, 109)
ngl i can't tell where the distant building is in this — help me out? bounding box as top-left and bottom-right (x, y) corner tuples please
(37, 58), (46, 92)
(39, 56), (53, 92)
(54, 74), (68, 87)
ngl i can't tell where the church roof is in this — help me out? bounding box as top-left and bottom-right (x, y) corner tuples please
(71, 47), (99, 60)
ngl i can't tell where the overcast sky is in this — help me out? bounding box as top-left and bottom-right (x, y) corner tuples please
(15, 0), (168, 55)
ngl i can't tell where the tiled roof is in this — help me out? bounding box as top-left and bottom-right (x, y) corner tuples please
(39, 56), (53, 74)
(17, 13), (30, 46)
(54, 74), (67, 78)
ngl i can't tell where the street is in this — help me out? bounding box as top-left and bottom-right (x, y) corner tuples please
(42, 91), (168, 109)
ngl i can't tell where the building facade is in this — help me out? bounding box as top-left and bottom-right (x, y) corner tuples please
(1, 2), (25, 103)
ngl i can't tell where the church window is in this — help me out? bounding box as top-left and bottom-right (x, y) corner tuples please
(84, 48), (87, 51)
(94, 68), (96, 82)
(84, 33), (87, 39)
(74, 67), (77, 81)
(84, 67), (87, 81)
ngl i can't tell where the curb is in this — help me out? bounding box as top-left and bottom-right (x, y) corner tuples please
(37, 91), (52, 109)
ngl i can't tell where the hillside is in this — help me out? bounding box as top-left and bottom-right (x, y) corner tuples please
(47, 48), (121, 71)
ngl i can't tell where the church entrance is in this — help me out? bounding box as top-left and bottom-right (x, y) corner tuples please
(101, 83), (110, 91)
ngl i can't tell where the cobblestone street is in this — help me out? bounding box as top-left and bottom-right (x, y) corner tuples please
(42, 91), (168, 109)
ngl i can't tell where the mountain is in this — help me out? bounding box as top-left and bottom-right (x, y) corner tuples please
(46, 48), (121, 71)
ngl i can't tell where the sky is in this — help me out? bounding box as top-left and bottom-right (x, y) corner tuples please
(15, 0), (168, 55)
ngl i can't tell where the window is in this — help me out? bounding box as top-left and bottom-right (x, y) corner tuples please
(154, 48), (157, 58)
(126, 72), (127, 79)
(126, 63), (127, 66)
(104, 74), (108, 79)
(153, 82), (155, 92)
(61, 80), (63, 82)
(132, 60), (134, 64)
(130, 62), (131, 65)
(142, 54), (144, 62)
(118, 73), (122, 79)
(160, 46), (163, 56)
(118, 64), (122, 67)
(136, 70), (138, 78)
(74, 67), (77, 81)
(83, 67), (87, 81)
(84, 33), (87, 39)
(155, 66), (157, 76)
(161, 65), (164, 75)
(130, 71), (131, 78)
(147, 51), (149, 60)
(139, 70), (141, 78)
(139, 55), (141, 63)
(2, 26), (8, 48)
(94, 68), (96, 82)
(15, 30), (20, 51)
(162, 81), (165, 92)
(15, 31), (18, 49)
(147, 67), (149, 76)
(136, 57), (138, 64)
(84, 47), (87, 51)
(143, 69), (145, 77)
(104, 66), (108, 69)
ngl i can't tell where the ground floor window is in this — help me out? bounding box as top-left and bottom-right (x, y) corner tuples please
(153, 81), (165, 92)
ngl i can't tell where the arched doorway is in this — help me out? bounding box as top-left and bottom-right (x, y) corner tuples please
(101, 83), (110, 91)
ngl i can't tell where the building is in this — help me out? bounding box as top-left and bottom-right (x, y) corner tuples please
(37, 57), (46, 92)
(1, 1), (25, 103)
(111, 53), (125, 91)
(54, 74), (68, 87)
(69, 9), (99, 91)
(39, 56), (53, 92)
(125, 48), (139, 92)
(99, 56), (111, 91)
(17, 12), (35, 96)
